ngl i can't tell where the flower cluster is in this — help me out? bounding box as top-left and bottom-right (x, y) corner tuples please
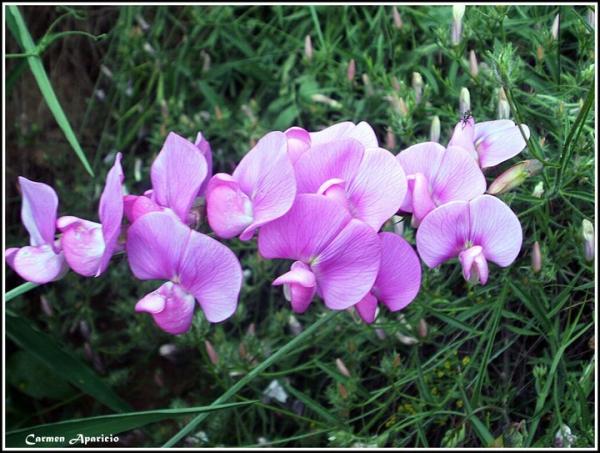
(6, 114), (530, 334)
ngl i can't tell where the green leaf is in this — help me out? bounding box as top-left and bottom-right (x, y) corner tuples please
(6, 5), (94, 177)
(6, 311), (130, 413)
(5, 401), (255, 448)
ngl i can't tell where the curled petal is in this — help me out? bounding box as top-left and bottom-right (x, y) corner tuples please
(309, 121), (378, 149)
(123, 195), (162, 224)
(135, 282), (196, 335)
(206, 174), (253, 239)
(355, 293), (378, 324)
(317, 178), (349, 210)
(6, 247), (19, 268)
(19, 177), (59, 247)
(408, 173), (436, 225)
(10, 244), (68, 284)
(97, 153), (124, 275)
(273, 261), (317, 314)
(195, 132), (213, 196)
(285, 127), (311, 164)
(459, 245), (489, 285)
(58, 218), (105, 277)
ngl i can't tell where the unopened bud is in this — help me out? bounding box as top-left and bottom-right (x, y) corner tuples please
(582, 219), (594, 261)
(392, 6), (403, 29)
(396, 332), (419, 345)
(362, 74), (374, 97)
(40, 295), (53, 317)
(375, 328), (386, 340)
(304, 35), (313, 60)
(487, 159), (543, 195)
(386, 128), (396, 150)
(551, 14), (560, 41)
(430, 115), (441, 142)
(412, 72), (424, 103)
(247, 323), (256, 336)
(587, 9), (595, 31)
(532, 181), (544, 198)
(143, 42), (155, 55)
(288, 314), (303, 336)
(418, 319), (428, 338)
(497, 87), (510, 119)
(387, 95), (408, 117)
(469, 50), (479, 78)
(347, 59), (356, 82)
(336, 358), (351, 377)
(338, 383), (348, 399)
(134, 157), (142, 182)
(531, 241), (542, 273)
(459, 87), (470, 115)
(204, 340), (219, 365)
(201, 50), (211, 73)
(451, 5), (466, 45)
(159, 343), (177, 358)
(311, 93), (342, 109)
(536, 45), (544, 62)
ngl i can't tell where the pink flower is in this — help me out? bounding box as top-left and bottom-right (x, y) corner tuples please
(416, 195), (522, 285)
(6, 178), (68, 284)
(195, 132), (213, 196)
(258, 194), (381, 313)
(124, 132), (209, 225)
(396, 142), (486, 226)
(447, 116), (530, 168)
(205, 131), (296, 240)
(354, 232), (421, 324)
(285, 122), (407, 232)
(127, 211), (242, 334)
(57, 153), (124, 277)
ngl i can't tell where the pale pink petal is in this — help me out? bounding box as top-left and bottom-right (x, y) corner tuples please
(195, 132), (213, 196)
(19, 177), (58, 247)
(11, 244), (68, 284)
(416, 201), (470, 268)
(258, 194), (351, 262)
(346, 148), (407, 231)
(475, 123), (530, 168)
(313, 219), (381, 310)
(373, 232), (421, 312)
(447, 117), (477, 158)
(135, 282), (196, 335)
(123, 195), (162, 224)
(408, 173), (436, 225)
(294, 138), (364, 194)
(458, 245), (489, 285)
(178, 229), (243, 323)
(151, 132), (208, 222)
(468, 195), (522, 266)
(206, 174), (253, 239)
(273, 261), (317, 314)
(355, 293), (378, 324)
(5, 247), (19, 268)
(430, 146), (486, 205)
(473, 119), (516, 139)
(58, 218), (105, 277)
(126, 211), (188, 281)
(285, 127), (311, 164)
(97, 153), (124, 275)
(309, 121), (378, 149)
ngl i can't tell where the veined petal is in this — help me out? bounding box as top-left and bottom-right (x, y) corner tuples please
(19, 177), (59, 247)
(309, 121), (378, 149)
(313, 218), (381, 310)
(123, 195), (163, 224)
(273, 261), (317, 314)
(346, 148), (407, 231)
(355, 293), (378, 324)
(430, 146), (486, 205)
(475, 122), (530, 168)
(206, 174), (254, 239)
(258, 194), (351, 262)
(317, 178), (349, 210)
(285, 127), (311, 164)
(416, 201), (470, 268)
(447, 117), (477, 158)
(11, 244), (68, 284)
(151, 132), (208, 222)
(58, 218), (105, 277)
(195, 131), (213, 196)
(135, 282), (196, 335)
(97, 153), (124, 275)
(468, 195), (522, 266)
(178, 228), (242, 323)
(459, 245), (489, 285)
(409, 173), (436, 225)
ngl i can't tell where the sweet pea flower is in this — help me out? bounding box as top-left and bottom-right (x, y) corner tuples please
(124, 132), (208, 225)
(396, 142), (486, 226)
(206, 131), (296, 240)
(6, 178), (68, 284)
(195, 132), (213, 196)
(57, 153), (124, 277)
(416, 195), (522, 285)
(258, 194), (381, 313)
(127, 211), (242, 334)
(447, 116), (531, 168)
(354, 232), (422, 324)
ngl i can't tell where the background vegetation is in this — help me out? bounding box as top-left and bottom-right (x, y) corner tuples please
(5, 4), (596, 448)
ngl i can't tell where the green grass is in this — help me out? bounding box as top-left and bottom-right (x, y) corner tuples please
(4, 4), (595, 448)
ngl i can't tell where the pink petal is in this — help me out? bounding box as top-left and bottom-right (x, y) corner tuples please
(58, 218), (105, 277)
(272, 261), (317, 314)
(475, 122), (530, 168)
(468, 195), (522, 266)
(408, 172), (436, 225)
(233, 131), (297, 240)
(18, 177), (59, 247)
(285, 127), (311, 164)
(11, 244), (68, 284)
(373, 232), (421, 312)
(135, 282), (196, 335)
(430, 146), (486, 205)
(294, 138), (364, 194)
(123, 195), (162, 224)
(126, 211), (188, 281)
(195, 132), (213, 196)
(313, 218), (381, 310)
(416, 201), (470, 268)
(258, 194), (351, 262)
(346, 148), (407, 231)
(178, 228), (243, 323)
(309, 121), (378, 149)
(459, 245), (489, 285)
(473, 119), (516, 139)
(317, 178), (349, 210)
(5, 247), (19, 268)
(206, 174), (253, 239)
(151, 132), (208, 222)
(447, 117), (477, 158)
(97, 153), (124, 275)
(355, 293), (378, 324)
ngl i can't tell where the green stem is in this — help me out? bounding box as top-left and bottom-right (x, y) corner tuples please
(5, 282), (39, 302)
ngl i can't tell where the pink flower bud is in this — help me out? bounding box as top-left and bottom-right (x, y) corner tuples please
(204, 340), (219, 365)
(347, 59), (356, 82)
(430, 115), (441, 142)
(386, 128), (396, 150)
(304, 35), (313, 60)
(497, 87), (510, 119)
(336, 358), (351, 377)
(418, 319), (428, 338)
(532, 241), (542, 273)
(487, 160), (543, 195)
(469, 50), (479, 78)
(412, 72), (423, 103)
(451, 5), (466, 45)
(459, 87), (470, 115)
(393, 6), (403, 29)
(582, 219), (594, 261)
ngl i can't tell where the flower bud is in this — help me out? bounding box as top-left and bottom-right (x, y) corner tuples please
(418, 319), (428, 338)
(338, 383), (348, 399)
(304, 35), (313, 60)
(335, 358), (351, 377)
(430, 115), (441, 142)
(247, 323), (256, 336)
(451, 5), (466, 45)
(459, 87), (470, 115)
(532, 181), (544, 198)
(469, 50), (479, 78)
(201, 50), (211, 73)
(288, 314), (303, 335)
(386, 128), (396, 150)
(375, 328), (386, 340)
(347, 59), (356, 82)
(582, 219), (594, 261)
(536, 45), (544, 62)
(487, 159), (543, 195)
(412, 72), (424, 103)
(40, 295), (53, 317)
(396, 332), (419, 345)
(204, 340), (219, 365)
(134, 157), (142, 182)
(587, 9), (595, 31)
(551, 14), (560, 41)
(362, 74), (374, 97)
(531, 241), (542, 273)
(393, 6), (403, 29)
(311, 94), (342, 109)
(497, 87), (510, 119)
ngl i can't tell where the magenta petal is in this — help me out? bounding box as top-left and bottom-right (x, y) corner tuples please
(317, 178), (349, 209)
(459, 245), (489, 285)
(178, 229), (242, 323)
(447, 117), (477, 158)
(431, 146), (486, 205)
(18, 177), (59, 247)
(273, 261), (317, 314)
(374, 232), (421, 312)
(97, 153), (124, 275)
(151, 132), (208, 222)
(58, 218), (105, 277)
(126, 211), (188, 281)
(416, 201), (470, 268)
(258, 194), (351, 262)
(475, 122), (530, 168)
(355, 293), (378, 324)
(313, 219), (381, 310)
(195, 132), (213, 196)
(206, 174), (253, 239)
(123, 195), (162, 224)
(346, 148), (407, 231)
(135, 282), (196, 335)
(468, 195), (522, 266)
(285, 127), (311, 164)
(11, 244), (68, 284)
